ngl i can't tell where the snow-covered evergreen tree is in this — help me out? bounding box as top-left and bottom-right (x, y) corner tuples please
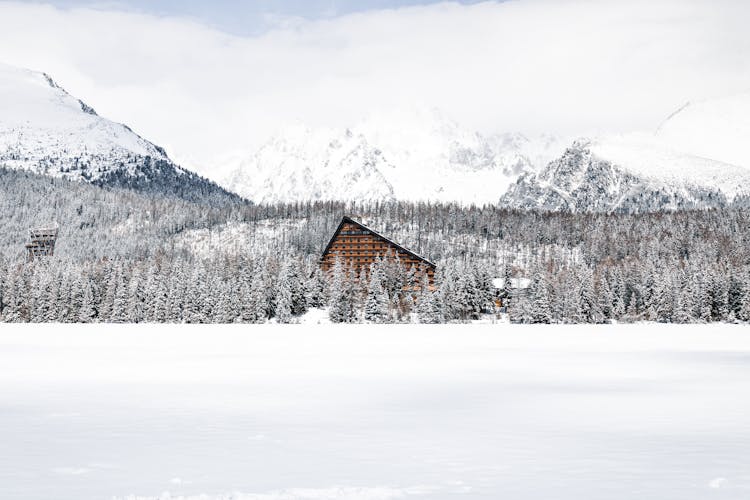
(329, 259), (355, 323)
(78, 278), (97, 323)
(534, 276), (553, 323)
(364, 264), (390, 323)
(275, 262), (294, 324)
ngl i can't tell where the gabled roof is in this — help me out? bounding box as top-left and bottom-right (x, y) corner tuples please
(321, 216), (436, 268)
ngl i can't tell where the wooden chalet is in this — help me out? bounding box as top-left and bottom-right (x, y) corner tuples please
(25, 227), (58, 262)
(321, 216), (436, 282)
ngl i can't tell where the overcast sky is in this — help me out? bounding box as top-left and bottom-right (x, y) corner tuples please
(23, 0), (488, 35)
(1, 0), (749, 176)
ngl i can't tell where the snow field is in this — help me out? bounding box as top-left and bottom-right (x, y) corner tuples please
(1, 324), (750, 500)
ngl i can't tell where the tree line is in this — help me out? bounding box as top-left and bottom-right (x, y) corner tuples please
(2, 166), (750, 323)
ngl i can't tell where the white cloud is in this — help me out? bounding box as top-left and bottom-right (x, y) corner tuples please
(0, 0), (749, 177)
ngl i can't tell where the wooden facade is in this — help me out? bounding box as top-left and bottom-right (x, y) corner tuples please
(320, 216), (436, 281)
(25, 228), (58, 262)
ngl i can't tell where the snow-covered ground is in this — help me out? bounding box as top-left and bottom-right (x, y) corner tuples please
(1, 325), (750, 500)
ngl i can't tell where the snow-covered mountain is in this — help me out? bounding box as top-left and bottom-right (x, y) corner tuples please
(0, 63), (240, 205)
(501, 94), (750, 213)
(500, 137), (750, 212)
(223, 108), (565, 204)
(223, 125), (397, 202)
(656, 92), (750, 169)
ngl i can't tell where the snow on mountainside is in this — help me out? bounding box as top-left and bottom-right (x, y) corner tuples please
(0, 63), (241, 205)
(656, 92), (750, 168)
(223, 108), (565, 204)
(501, 135), (750, 213)
(592, 134), (750, 199)
(501, 92), (750, 213)
(224, 125), (396, 203)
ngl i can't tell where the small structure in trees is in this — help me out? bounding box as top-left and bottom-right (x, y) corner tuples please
(25, 227), (58, 262)
(492, 275), (531, 310)
(321, 216), (436, 284)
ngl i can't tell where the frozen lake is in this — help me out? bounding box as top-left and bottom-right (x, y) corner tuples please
(1, 325), (749, 500)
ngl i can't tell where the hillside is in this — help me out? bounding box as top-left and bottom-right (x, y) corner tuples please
(0, 63), (242, 206)
(501, 92), (750, 212)
(500, 137), (750, 213)
(656, 92), (750, 168)
(222, 108), (566, 204)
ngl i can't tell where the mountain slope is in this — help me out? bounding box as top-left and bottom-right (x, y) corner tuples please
(0, 63), (242, 205)
(501, 136), (750, 213)
(656, 92), (750, 169)
(224, 125), (396, 203)
(223, 108), (565, 204)
(354, 108), (563, 203)
(501, 90), (750, 213)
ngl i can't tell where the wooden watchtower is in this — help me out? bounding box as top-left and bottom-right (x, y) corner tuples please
(25, 227), (58, 262)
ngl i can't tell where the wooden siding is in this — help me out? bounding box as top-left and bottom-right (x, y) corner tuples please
(320, 218), (436, 281)
(25, 227), (58, 262)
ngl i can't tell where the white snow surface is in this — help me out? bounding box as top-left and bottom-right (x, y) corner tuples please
(2, 325), (750, 500)
(656, 91), (750, 169)
(571, 92), (750, 201)
(588, 133), (750, 199)
(222, 108), (566, 204)
(0, 63), (170, 179)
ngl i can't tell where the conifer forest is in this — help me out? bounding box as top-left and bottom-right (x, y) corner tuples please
(2, 167), (749, 324)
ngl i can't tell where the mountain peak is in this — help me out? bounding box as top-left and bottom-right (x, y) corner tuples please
(0, 62), (241, 205)
(222, 110), (566, 204)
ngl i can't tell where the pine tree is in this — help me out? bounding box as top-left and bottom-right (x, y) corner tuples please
(415, 272), (437, 323)
(150, 273), (170, 322)
(245, 270), (268, 323)
(452, 270), (477, 321)
(183, 265), (207, 324)
(696, 273), (713, 322)
(126, 266), (146, 323)
(111, 265), (131, 323)
(626, 291), (639, 321)
(78, 279), (97, 323)
(0, 260), (5, 319)
(529, 272), (552, 324)
(610, 268), (626, 319)
(287, 262), (307, 316)
(501, 265), (514, 310)
(213, 280), (235, 323)
(652, 274), (674, 323)
(597, 273), (613, 322)
(739, 272), (750, 322)
(673, 279), (693, 324)
(575, 267), (602, 323)
(328, 259), (354, 323)
(305, 265), (327, 308)
(364, 265), (390, 323)
(275, 262), (294, 324)
(3, 268), (26, 323)
(438, 266), (459, 321)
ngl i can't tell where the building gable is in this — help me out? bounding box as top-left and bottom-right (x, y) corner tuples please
(320, 217), (436, 277)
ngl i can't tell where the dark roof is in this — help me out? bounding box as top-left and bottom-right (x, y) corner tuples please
(321, 216), (436, 268)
